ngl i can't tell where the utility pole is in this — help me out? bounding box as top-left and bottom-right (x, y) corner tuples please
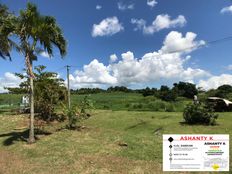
(66, 65), (71, 109)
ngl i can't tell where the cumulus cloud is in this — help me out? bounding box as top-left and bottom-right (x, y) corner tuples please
(96, 5), (102, 10)
(92, 17), (124, 37)
(160, 31), (206, 54)
(69, 59), (117, 89)
(0, 72), (22, 93)
(147, 0), (157, 8)
(70, 31), (210, 88)
(110, 54), (118, 63)
(117, 2), (134, 11)
(131, 14), (186, 34)
(198, 74), (232, 90)
(221, 5), (232, 14)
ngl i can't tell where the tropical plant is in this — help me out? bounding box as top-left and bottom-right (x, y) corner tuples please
(0, 3), (67, 143)
(0, 4), (19, 59)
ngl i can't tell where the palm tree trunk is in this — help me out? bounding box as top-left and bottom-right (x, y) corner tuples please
(26, 55), (35, 144)
(28, 75), (35, 143)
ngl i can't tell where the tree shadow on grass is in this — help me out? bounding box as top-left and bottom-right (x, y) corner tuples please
(179, 121), (219, 126)
(0, 129), (52, 146)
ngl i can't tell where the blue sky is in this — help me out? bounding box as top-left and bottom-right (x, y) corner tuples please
(1, 0), (232, 91)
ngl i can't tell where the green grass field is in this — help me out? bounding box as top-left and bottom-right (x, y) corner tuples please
(0, 110), (231, 174)
(71, 92), (191, 112)
(0, 92), (191, 112)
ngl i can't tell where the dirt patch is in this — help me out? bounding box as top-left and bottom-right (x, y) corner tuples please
(0, 150), (30, 174)
(73, 154), (161, 174)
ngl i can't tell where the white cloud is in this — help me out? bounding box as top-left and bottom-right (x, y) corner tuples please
(70, 31), (210, 88)
(96, 5), (102, 10)
(160, 31), (206, 54)
(221, 5), (232, 14)
(92, 17), (124, 37)
(117, 2), (134, 11)
(69, 59), (117, 89)
(110, 54), (118, 63)
(198, 74), (232, 90)
(0, 72), (22, 93)
(40, 51), (50, 58)
(131, 14), (187, 34)
(147, 0), (157, 8)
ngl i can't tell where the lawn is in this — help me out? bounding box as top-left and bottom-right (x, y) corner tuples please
(0, 110), (231, 174)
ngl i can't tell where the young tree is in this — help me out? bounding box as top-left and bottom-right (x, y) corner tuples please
(7, 66), (67, 121)
(0, 3), (67, 143)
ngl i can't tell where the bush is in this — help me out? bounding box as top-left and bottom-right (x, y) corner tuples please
(132, 103), (143, 109)
(65, 106), (80, 129)
(165, 103), (175, 112)
(79, 96), (94, 118)
(183, 103), (218, 125)
(63, 105), (91, 130)
(146, 101), (166, 111)
(62, 96), (94, 129)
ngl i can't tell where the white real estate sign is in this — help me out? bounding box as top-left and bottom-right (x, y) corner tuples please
(163, 134), (229, 171)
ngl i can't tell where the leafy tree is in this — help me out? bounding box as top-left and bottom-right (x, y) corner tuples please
(141, 87), (157, 97)
(158, 86), (177, 102)
(107, 86), (131, 93)
(173, 82), (198, 99)
(7, 66), (67, 121)
(215, 85), (232, 99)
(0, 3), (67, 143)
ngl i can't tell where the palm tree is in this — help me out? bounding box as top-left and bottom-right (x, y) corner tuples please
(0, 4), (18, 59)
(0, 3), (67, 143)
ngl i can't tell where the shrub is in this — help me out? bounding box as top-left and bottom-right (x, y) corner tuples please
(79, 96), (94, 118)
(146, 101), (166, 111)
(147, 102), (158, 111)
(165, 103), (175, 112)
(132, 103), (143, 109)
(62, 96), (94, 129)
(63, 105), (90, 130)
(183, 103), (218, 125)
(65, 106), (80, 129)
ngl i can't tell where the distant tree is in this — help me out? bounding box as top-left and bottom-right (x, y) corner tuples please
(173, 82), (198, 99)
(72, 88), (105, 95)
(215, 85), (232, 99)
(142, 87), (157, 97)
(158, 86), (177, 102)
(107, 86), (131, 93)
